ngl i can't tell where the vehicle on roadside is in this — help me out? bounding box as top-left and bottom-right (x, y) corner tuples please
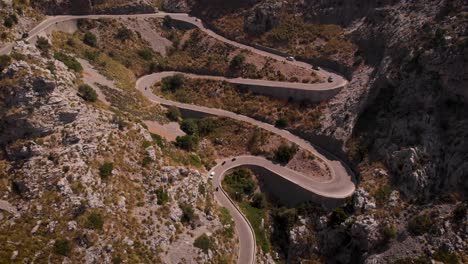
(21, 33), (29, 39)
(313, 66), (320, 70)
(222, 161), (226, 165)
(328, 76), (333, 83)
(216, 187), (219, 191)
(209, 171), (215, 179)
(286, 56), (295, 61)
(232, 158), (237, 162)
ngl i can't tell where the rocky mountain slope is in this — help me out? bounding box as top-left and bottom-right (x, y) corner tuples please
(0, 43), (236, 262)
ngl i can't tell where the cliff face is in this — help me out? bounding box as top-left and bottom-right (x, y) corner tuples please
(319, 0), (468, 196)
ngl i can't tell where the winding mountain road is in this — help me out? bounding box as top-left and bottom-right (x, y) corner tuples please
(0, 12), (356, 264)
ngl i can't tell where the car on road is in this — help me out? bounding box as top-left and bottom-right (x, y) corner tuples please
(222, 161), (226, 165)
(286, 56), (295, 61)
(231, 158), (237, 162)
(209, 171), (215, 179)
(21, 33), (29, 39)
(313, 66), (320, 70)
(328, 76), (333, 83)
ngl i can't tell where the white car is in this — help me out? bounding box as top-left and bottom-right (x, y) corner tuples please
(286, 56), (295, 61)
(208, 171), (215, 179)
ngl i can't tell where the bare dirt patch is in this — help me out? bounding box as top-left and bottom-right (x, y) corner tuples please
(286, 149), (331, 180)
(144, 121), (186, 142)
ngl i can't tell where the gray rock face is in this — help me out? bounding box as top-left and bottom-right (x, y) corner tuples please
(313, 0), (468, 198)
(244, 1), (282, 35)
(162, 0), (192, 12)
(389, 147), (430, 196)
(354, 188), (376, 211)
(350, 215), (379, 251)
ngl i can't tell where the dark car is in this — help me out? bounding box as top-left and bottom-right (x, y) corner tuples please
(222, 161), (226, 165)
(21, 33), (29, 39)
(232, 158), (237, 162)
(313, 66), (320, 70)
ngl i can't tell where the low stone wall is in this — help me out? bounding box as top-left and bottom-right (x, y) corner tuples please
(93, 4), (157, 15)
(252, 43), (291, 57)
(297, 56), (354, 80)
(171, 19), (197, 30)
(236, 83), (343, 102)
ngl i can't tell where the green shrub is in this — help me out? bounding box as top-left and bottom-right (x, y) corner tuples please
(54, 52), (83, 72)
(85, 212), (104, 230)
(329, 207), (348, 227)
(179, 203), (196, 224)
(166, 106), (181, 121)
(156, 187), (169, 205)
(83, 31), (97, 47)
(229, 54), (246, 71)
(9, 14), (18, 24)
(180, 119), (198, 135)
(380, 224), (397, 242)
(142, 140), (152, 149)
(151, 133), (164, 147)
(84, 50), (100, 62)
(274, 144), (298, 164)
(66, 38), (76, 47)
(198, 183), (206, 195)
(54, 239), (71, 256)
(271, 207), (297, 251)
(223, 169), (256, 199)
(78, 84), (97, 102)
(116, 27), (132, 41)
(10, 51), (25, 61)
(99, 162), (114, 179)
(193, 233), (213, 253)
(0, 54), (12, 71)
(251, 192), (267, 209)
(175, 135), (199, 151)
(375, 185), (392, 206)
(452, 204), (466, 222)
(142, 156), (153, 167)
(46, 61), (56, 73)
(407, 214), (433, 236)
(433, 247), (459, 264)
(275, 117), (288, 128)
(163, 15), (173, 28)
(197, 118), (216, 136)
(3, 16), (14, 28)
(138, 48), (153, 61)
(161, 74), (185, 92)
(36, 36), (51, 54)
